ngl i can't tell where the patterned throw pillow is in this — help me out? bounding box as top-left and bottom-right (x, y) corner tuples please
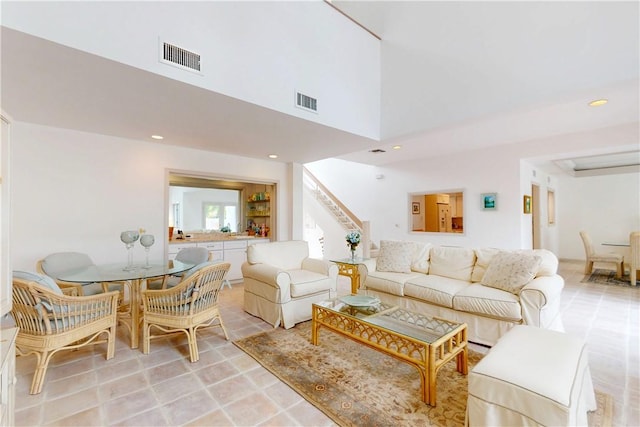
(376, 240), (415, 273)
(481, 251), (542, 294)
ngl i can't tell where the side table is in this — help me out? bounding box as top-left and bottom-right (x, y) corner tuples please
(330, 257), (369, 294)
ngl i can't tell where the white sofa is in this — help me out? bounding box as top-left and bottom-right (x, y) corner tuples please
(242, 240), (338, 329)
(359, 241), (565, 346)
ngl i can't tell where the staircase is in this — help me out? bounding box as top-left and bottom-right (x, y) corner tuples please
(303, 167), (375, 257)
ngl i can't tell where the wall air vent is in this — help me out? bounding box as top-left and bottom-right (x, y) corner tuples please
(295, 91), (318, 113)
(369, 149), (386, 153)
(160, 41), (201, 73)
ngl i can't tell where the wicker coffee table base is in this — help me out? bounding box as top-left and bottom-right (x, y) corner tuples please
(311, 304), (468, 406)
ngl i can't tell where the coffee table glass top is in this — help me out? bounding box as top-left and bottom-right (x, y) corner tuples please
(330, 257), (369, 265)
(315, 296), (462, 344)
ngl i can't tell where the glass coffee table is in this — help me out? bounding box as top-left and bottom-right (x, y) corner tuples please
(312, 295), (468, 406)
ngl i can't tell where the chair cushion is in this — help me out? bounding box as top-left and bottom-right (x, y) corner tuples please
(481, 251), (541, 294)
(13, 271), (63, 295)
(41, 252), (93, 277)
(287, 269), (333, 298)
(247, 241), (309, 270)
(176, 247), (210, 265)
(376, 240), (415, 273)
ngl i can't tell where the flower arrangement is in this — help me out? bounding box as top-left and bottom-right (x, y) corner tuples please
(345, 231), (361, 251)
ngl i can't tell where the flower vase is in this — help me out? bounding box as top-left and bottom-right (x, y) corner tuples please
(350, 245), (357, 261)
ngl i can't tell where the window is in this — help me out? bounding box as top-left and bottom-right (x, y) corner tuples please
(203, 202), (238, 232)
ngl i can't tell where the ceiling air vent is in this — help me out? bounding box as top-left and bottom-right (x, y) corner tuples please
(369, 149), (386, 153)
(295, 91), (318, 113)
(161, 41), (201, 72)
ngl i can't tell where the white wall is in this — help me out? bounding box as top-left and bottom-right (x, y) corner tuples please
(10, 122), (290, 271)
(557, 172), (640, 261)
(3, 1), (380, 140)
(307, 125), (639, 259)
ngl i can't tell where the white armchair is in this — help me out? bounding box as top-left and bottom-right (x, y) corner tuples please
(242, 240), (338, 329)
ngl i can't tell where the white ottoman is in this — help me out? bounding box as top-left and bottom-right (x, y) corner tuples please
(466, 325), (597, 426)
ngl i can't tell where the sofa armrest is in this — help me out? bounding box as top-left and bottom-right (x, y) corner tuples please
(359, 258), (377, 288)
(520, 275), (565, 327)
(241, 262), (292, 302)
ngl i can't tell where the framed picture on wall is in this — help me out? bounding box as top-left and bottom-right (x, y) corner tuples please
(523, 195), (532, 214)
(482, 193), (497, 210)
(412, 202), (420, 214)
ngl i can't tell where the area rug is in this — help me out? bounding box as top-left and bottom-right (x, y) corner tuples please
(582, 268), (636, 287)
(234, 322), (612, 427)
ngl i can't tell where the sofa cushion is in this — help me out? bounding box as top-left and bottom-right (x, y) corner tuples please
(481, 252), (541, 294)
(364, 270), (423, 296)
(429, 246), (476, 281)
(404, 275), (470, 309)
(376, 240), (415, 274)
(471, 247), (502, 282)
(287, 269), (333, 298)
(453, 284), (522, 321)
(411, 243), (432, 273)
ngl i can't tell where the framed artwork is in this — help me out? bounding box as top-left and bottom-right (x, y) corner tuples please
(412, 202), (420, 214)
(482, 193), (497, 210)
(523, 195), (532, 214)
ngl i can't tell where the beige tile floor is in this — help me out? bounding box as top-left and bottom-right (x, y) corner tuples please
(12, 260), (640, 426)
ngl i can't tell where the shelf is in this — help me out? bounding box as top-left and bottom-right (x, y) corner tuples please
(247, 199), (270, 203)
(247, 214), (270, 218)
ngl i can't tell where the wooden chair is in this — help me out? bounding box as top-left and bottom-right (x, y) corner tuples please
(579, 231), (624, 278)
(142, 262), (231, 362)
(11, 274), (119, 394)
(630, 231), (640, 286)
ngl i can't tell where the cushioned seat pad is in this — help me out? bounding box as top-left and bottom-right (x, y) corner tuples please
(404, 275), (470, 308)
(287, 269), (333, 297)
(453, 283), (522, 321)
(364, 271), (423, 296)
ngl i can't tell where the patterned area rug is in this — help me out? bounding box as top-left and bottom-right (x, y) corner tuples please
(234, 322), (612, 427)
(582, 269), (636, 287)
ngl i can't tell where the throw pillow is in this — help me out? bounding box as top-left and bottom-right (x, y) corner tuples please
(376, 240), (415, 274)
(411, 243), (432, 273)
(481, 252), (542, 294)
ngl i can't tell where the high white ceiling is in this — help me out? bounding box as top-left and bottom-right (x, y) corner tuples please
(1, 1), (638, 170)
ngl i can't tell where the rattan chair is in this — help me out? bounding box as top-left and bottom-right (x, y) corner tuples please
(11, 273), (119, 394)
(630, 231), (640, 286)
(142, 262), (230, 362)
(147, 247), (212, 290)
(37, 252), (125, 297)
(579, 231), (624, 278)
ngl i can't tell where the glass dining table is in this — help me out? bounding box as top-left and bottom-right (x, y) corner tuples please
(57, 260), (194, 349)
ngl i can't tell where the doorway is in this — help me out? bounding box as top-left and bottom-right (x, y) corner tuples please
(532, 184), (541, 249)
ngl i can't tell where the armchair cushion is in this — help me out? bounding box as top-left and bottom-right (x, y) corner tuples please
(13, 271), (62, 295)
(247, 240), (309, 270)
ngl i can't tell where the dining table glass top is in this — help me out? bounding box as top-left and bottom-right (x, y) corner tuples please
(56, 260), (195, 283)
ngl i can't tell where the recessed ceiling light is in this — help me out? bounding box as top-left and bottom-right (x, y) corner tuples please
(588, 99), (608, 107)
(151, 135), (164, 140)
(392, 145), (402, 150)
(268, 154), (278, 159)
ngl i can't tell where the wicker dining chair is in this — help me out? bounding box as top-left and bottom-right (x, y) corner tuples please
(142, 262), (231, 362)
(147, 247), (212, 290)
(11, 272), (119, 394)
(37, 252), (126, 297)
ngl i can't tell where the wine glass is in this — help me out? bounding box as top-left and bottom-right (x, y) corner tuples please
(120, 230), (140, 271)
(139, 234), (155, 269)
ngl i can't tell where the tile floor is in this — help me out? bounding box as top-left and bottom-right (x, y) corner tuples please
(11, 260), (640, 426)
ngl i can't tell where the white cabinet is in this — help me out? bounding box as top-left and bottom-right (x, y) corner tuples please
(167, 242), (198, 260)
(0, 328), (17, 427)
(223, 240), (248, 281)
(200, 241), (224, 262)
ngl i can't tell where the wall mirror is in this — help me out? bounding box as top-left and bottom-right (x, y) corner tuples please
(410, 190), (464, 233)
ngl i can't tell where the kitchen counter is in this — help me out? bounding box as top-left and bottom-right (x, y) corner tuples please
(169, 233), (267, 244)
